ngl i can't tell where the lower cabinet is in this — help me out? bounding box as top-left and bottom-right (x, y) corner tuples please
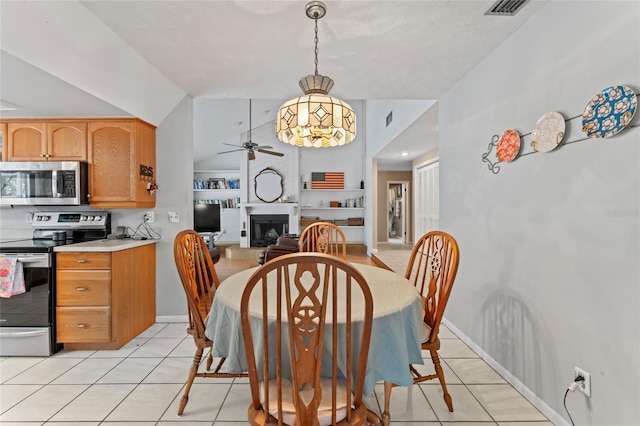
(56, 244), (156, 350)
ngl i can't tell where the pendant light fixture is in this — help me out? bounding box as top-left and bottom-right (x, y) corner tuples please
(275, 1), (356, 148)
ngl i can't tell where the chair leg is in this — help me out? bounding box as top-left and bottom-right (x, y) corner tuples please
(431, 350), (453, 412)
(206, 350), (213, 370)
(382, 381), (393, 426)
(178, 346), (204, 415)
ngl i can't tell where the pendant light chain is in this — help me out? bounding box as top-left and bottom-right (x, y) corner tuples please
(313, 16), (319, 76)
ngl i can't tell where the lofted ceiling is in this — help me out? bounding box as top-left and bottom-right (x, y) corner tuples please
(1, 0), (546, 169)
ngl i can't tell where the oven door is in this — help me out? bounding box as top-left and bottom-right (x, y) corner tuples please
(0, 253), (58, 356)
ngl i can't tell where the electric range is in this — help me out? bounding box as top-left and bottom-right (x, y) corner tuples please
(0, 211), (111, 356)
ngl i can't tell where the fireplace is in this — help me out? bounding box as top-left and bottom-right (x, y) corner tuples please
(250, 214), (289, 247)
(239, 203), (299, 248)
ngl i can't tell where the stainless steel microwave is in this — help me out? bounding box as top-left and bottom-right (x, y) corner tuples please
(0, 161), (88, 205)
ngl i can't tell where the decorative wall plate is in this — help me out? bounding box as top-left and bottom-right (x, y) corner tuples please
(582, 85), (637, 138)
(531, 112), (565, 152)
(496, 129), (521, 162)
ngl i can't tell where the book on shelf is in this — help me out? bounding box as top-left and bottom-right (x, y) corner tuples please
(193, 197), (241, 208)
(193, 178), (240, 190)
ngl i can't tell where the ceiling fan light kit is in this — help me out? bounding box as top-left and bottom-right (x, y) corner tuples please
(275, 1), (356, 148)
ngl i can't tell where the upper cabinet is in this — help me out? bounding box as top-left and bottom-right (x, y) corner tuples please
(6, 121), (87, 161)
(87, 119), (156, 208)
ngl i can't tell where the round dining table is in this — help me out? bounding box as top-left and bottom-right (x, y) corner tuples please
(205, 262), (423, 425)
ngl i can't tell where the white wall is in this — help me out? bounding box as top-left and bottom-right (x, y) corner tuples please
(1, 1), (184, 125)
(439, 2), (639, 425)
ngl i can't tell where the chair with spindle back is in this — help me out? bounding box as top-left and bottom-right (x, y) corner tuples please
(240, 252), (375, 425)
(173, 230), (247, 415)
(299, 222), (347, 259)
(405, 231), (460, 412)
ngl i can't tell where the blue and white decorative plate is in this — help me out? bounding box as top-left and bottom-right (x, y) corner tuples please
(582, 85), (637, 138)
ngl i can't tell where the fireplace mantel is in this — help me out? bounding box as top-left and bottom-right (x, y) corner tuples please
(239, 203), (299, 248)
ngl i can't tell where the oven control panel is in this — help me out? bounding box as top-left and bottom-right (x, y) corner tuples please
(32, 212), (110, 229)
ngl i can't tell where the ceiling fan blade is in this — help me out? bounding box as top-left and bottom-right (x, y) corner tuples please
(254, 145), (273, 150)
(223, 143), (244, 148)
(257, 149), (284, 157)
(248, 150), (256, 161)
(218, 148), (245, 154)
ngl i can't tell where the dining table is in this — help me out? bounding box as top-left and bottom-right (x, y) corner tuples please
(205, 262), (424, 425)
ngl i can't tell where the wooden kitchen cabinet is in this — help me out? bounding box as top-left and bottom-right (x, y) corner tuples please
(87, 118), (156, 208)
(5, 121), (87, 161)
(56, 244), (156, 350)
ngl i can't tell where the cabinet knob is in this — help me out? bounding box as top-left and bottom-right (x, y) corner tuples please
(40, 154), (46, 158)
(74, 324), (90, 329)
(87, 194), (91, 198)
(75, 259), (88, 263)
(75, 287), (90, 291)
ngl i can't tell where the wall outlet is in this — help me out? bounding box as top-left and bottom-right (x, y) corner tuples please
(574, 366), (591, 397)
(144, 211), (154, 223)
(168, 212), (180, 223)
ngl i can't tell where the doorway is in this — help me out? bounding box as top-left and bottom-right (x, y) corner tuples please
(387, 181), (410, 244)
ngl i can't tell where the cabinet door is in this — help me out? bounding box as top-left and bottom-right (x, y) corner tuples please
(88, 121), (136, 203)
(47, 122), (87, 161)
(7, 122), (46, 161)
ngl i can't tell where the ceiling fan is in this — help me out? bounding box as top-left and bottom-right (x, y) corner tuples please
(217, 99), (284, 161)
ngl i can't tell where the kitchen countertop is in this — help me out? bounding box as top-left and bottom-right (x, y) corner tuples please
(53, 239), (158, 252)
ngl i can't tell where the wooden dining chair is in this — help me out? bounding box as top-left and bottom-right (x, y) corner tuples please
(405, 231), (460, 412)
(240, 252), (375, 426)
(299, 222), (347, 259)
(173, 230), (247, 416)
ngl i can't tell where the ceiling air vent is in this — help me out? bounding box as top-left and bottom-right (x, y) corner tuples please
(485, 0), (529, 16)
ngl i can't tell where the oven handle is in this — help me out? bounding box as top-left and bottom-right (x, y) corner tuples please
(2, 329), (48, 338)
(5, 254), (51, 268)
(16, 255), (49, 263)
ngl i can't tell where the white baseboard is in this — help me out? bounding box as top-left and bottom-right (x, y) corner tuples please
(442, 318), (569, 426)
(156, 315), (188, 323)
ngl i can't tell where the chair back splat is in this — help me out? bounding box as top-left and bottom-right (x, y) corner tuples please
(240, 252), (373, 426)
(173, 230), (247, 416)
(405, 230), (459, 413)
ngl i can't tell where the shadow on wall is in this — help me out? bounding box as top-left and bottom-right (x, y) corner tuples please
(474, 287), (559, 398)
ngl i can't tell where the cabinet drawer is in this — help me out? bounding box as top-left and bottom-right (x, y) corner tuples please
(57, 270), (111, 306)
(57, 252), (111, 269)
(56, 307), (111, 342)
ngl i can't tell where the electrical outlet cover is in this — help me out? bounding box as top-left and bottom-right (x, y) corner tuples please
(574, 366), (591, 397)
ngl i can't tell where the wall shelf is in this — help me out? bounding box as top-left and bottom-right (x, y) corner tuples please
(300, 207), (364, 211)
(300, 189), (364, 192)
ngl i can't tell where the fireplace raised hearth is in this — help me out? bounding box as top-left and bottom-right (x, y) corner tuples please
(250, 214), (289, 247)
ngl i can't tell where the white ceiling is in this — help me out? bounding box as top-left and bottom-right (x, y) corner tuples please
(1, 0), (546, 169)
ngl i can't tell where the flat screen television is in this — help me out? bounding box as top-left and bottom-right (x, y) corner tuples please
(194, 203), (221, 233)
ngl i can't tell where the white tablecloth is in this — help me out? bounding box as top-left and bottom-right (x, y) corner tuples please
(205, 263), (423, 395)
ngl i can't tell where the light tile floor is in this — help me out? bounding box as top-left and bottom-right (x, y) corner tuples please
(0, 249), (554, 425)
(1, 322), (554, 425)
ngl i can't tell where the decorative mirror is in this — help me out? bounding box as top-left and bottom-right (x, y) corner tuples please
(254, 167), (284, 203)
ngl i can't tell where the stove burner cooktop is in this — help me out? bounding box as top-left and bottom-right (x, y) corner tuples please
(0, 211), (111, 253)
(0, 238), (77, 253)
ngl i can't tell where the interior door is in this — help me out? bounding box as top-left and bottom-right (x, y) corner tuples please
(414, 160), (439, 240)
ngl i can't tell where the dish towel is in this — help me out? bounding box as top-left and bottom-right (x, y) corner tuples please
(0, 257), (25, 298)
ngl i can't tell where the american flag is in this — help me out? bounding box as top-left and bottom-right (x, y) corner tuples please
(311, 172), (344, 189)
